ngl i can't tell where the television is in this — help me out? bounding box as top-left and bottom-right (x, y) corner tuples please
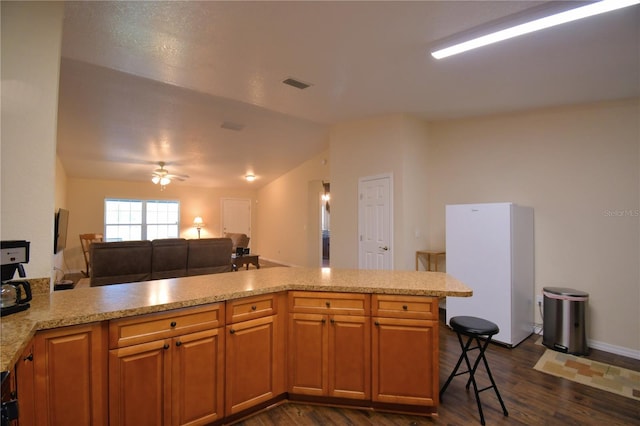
(54, 208), (70, 254)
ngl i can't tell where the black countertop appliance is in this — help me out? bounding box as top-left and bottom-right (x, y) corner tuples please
(1, 240), (32, 317)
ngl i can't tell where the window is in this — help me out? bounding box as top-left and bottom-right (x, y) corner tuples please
(105, 199), (180, 241)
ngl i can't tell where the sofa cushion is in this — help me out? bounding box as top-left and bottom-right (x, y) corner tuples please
(90, 240), (152, 286)
(187, 238), (233, 275)
(151, 238), (188, 280)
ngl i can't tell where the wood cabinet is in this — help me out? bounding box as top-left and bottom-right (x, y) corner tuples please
(371, 295), (439, 408)
(108, 304), (224, 426)
(7, 289), (444, 424)
(288, 292), (371, 400)
(14, 340), (35, 426)
(16, 322), (108, 426)
(225, 293), (286, 415)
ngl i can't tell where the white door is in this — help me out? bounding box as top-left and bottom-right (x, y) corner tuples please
(222, 198), (251, 238)
(358, 174), (393, 270)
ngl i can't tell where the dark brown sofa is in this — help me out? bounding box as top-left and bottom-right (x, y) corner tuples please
(90, 240), (153, 287)
(186, 238), (234, 276)
(90, 238), (233, 286)
(151, 238), (189, 280)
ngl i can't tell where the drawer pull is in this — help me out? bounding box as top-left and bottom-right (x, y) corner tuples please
(170, 321), (177, 327)
(230, 329), (236, 334)
(251, 305), (257, 311)
(175, 341), (182, 347)
(374, 321), (380, 326)
(325, 301), (331, 307)
(163, 344), (169, 350)
(402, 305), (408, 310)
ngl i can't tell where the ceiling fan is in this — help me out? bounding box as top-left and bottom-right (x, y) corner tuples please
(151, 162), (189, 190)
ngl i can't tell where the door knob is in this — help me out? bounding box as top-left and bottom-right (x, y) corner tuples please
(379, 246), (389, 251)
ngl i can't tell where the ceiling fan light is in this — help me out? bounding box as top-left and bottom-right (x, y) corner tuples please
(160, 177), (171, 186)
(152, 176), (160, 184)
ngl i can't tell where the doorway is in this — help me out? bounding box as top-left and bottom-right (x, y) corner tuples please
(321, 181), (330, 267)
(358, 174), (393, 270)
(221, 198), (251, 239)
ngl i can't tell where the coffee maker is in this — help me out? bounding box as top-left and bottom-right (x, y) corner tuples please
(1, 240), (32, 316)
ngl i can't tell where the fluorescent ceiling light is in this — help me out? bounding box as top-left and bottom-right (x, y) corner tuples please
(431, 0), (640, 59)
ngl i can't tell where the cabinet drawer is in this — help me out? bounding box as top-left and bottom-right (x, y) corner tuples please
(289, 291), (370, 315)
(226, 293), (279, 324)
(372, 295), (438, 320)
(109, 303), (224, 348)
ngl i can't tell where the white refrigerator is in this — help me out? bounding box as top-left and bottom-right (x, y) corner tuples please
(445, 203), (534, 346)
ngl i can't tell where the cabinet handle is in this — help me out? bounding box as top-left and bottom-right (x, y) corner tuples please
(170, 321), (177, 327)
(251, 305), (257, 311)
(402, 305), (408, 310)
(230, 329), (236, 334)
(374, 321), (380, 326)
(321, 318), (326, 324)
(24, 353), (33, 362)
(330, 318), (335, 324)
(325, 301), (331, 307)
(176, 341), (182, 347)
(163, 344), (169, 350)
(10, 391), (17, 399)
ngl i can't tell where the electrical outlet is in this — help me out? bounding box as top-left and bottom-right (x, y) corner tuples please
(536, 295), (543, 306)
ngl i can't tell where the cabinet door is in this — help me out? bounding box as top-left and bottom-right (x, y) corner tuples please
(15, 340), (35, 426)
(288, 313), (327, 396)
(109, 339), (172, 426)
(172, 328), (224, 426)
(372, 317), (438, 406)
(225, 315), (281, 415)
(34, 322), (108, 426)
(329, 315), (370, 400)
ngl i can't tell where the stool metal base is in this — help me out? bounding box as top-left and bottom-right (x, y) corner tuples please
(440, 328), (508, 425)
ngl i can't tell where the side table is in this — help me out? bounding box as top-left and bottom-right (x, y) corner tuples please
(232, 254), (260, 271)
(416, 250), (446, 272)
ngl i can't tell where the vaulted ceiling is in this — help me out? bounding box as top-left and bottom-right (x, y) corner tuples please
(56, 1), (640, 188)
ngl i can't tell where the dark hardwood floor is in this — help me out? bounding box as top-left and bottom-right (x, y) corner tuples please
(234, 312), (640, 426)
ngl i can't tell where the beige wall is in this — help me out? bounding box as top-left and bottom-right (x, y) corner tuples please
(255, 150), (330, 267)
(1, 2), (63, 282)
(329, 114), (430, 270)
(327, 100), (638, 355)
(425, 98), (639, 355)
(64, 177), (257, 273)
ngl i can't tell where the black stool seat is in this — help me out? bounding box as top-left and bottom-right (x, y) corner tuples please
(450, 316), (499, 336)
(440, 316), (508, 425)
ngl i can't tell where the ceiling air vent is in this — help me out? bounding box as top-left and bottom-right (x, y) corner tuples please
(221, 121), (245, 131)
(282, 77), (312, 90)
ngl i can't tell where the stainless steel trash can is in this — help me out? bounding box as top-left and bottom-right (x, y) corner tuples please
(542, 287), (589, 355)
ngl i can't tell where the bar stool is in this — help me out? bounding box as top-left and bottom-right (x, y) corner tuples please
(440, 316), (508, 425)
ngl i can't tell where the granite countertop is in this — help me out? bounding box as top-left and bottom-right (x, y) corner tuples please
(0, 266), (471, 371)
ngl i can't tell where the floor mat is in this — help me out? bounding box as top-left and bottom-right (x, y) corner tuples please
(533, 349), (640, 401)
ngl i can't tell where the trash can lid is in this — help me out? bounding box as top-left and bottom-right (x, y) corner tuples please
(543, 287), (589, 297)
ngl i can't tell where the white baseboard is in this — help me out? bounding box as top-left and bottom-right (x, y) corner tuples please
(588, 339), (640, 360)
(531, 323), (640, 360)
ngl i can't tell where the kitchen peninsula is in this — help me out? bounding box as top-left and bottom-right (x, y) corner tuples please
(1, 267), (472, 425)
